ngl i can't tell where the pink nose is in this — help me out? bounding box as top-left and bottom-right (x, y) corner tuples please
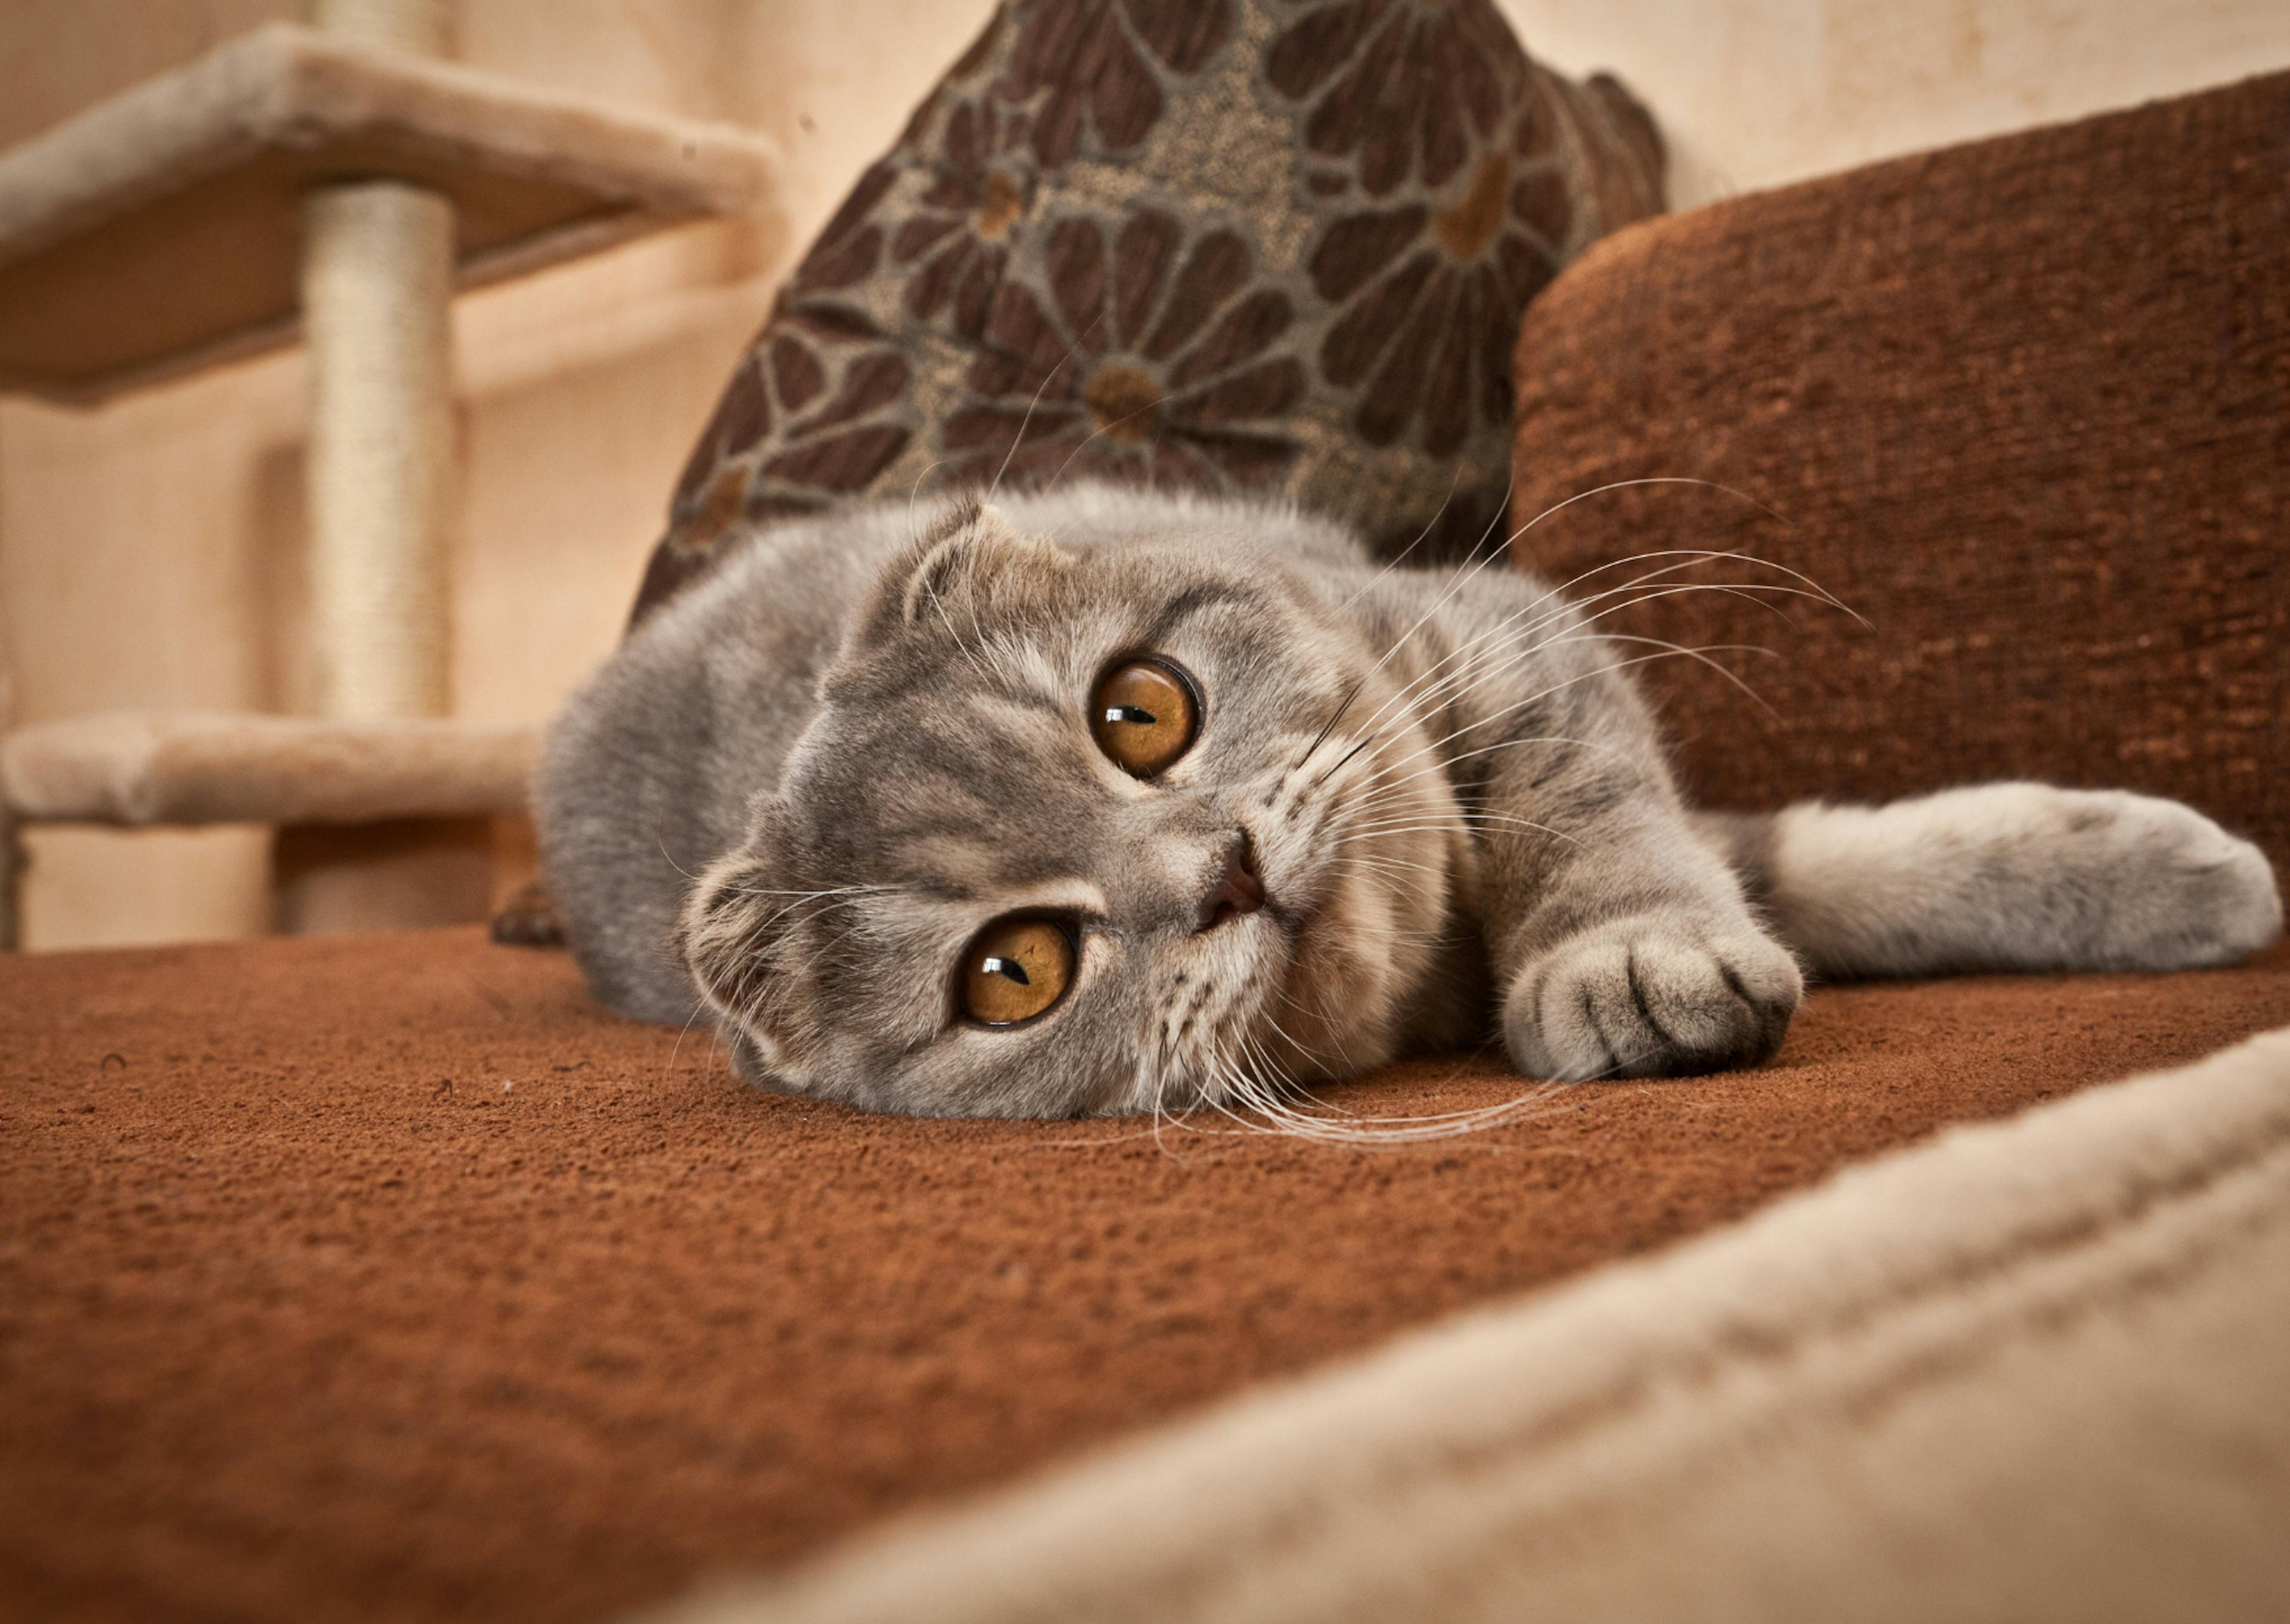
(1197, 836), (1265, 932)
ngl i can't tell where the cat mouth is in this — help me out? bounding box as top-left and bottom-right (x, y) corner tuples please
(1264, 887), (1317, 935)
(1255, 882), (1332, 1014)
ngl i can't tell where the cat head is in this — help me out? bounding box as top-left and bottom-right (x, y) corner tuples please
(679, 494), (1469, 1117)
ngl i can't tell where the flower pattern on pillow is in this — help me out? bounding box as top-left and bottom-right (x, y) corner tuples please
(1267, 0), (1525, 197)
(940, 210), (1305, 489)
(996, 0), (1236, 167)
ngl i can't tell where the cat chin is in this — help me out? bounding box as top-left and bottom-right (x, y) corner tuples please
(720, 1024), (810, 1096)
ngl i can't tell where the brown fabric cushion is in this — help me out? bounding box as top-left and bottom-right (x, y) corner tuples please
(6, 926), (2288, 1623)
(1506, 72), (2289, 872)
(634, 0), (1664, 619)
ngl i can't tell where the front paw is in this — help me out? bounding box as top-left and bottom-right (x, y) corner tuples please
(1505, 918), (1802, 1080)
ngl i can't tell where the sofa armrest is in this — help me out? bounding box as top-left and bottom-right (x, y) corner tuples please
(1507, 71), (2288, 870)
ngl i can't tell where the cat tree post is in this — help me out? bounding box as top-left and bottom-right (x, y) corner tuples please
(283, 0), (460, 928)
(301, 0), (456, 720)
(0, 10), (779, 946)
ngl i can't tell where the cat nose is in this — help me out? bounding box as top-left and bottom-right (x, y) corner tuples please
(1195, 832), (1265, 932)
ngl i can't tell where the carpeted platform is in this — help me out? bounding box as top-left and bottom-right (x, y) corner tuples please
(5, 927), (2288, 1623)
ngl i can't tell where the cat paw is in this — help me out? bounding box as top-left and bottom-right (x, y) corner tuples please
(2063, 791), (2282, 967)
(1504, 919), (1802, 1080)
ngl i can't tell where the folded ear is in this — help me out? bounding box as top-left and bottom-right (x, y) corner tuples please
(678, 807), (818, 1087)
(850, 495), (1073, 650)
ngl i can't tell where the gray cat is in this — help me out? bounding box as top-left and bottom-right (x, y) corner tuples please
(537, 484), (2282, 1118)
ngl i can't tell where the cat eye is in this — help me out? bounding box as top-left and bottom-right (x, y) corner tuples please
(1091, 658), (1199, 777)
(961, 916), (1077, 1025)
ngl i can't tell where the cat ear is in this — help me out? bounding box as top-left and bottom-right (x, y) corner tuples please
(679, 808), (818, 1086)
(855, 495), (1073, 648)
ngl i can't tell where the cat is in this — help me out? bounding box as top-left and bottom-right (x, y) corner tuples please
(536, 483), (2282, 1119)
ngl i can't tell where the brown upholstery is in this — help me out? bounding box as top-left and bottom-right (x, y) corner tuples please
(4, 928), (2287, 1624)
(635, 0), (1664, 618)
(1507, 70), (2289, 872)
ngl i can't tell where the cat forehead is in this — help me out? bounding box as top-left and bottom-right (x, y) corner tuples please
(775, 535), (1325, 841)
(779, 647), (1256, 874)
(776, 671), (1099, 870)
(835, 555), (1282, 717)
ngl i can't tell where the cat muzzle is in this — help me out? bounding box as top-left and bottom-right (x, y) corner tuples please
(1197, 833), (1267, 932)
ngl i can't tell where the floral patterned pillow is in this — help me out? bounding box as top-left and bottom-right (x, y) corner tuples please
(632, 0), (1664, 620)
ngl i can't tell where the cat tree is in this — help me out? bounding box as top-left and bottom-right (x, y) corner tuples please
(0, 1), (778, 947)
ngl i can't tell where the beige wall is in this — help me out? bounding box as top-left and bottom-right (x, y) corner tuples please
(7, 0), (2288, 950)
(1511, 0), (2290, 209)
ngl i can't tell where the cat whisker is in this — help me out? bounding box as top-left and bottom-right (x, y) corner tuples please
(664, 999), (711, 1080)
(1595, 634), (1781, 715)
(904, 457), (951, 546)
(1196, 1042), (1279, 1133)
(1342, 810), (1564, 842)
(1350, 643), (1774, 798)
(1328, 467), (1471, 619)
(1297, 671), (1373, 773)
(1237, 1021), (1594, 1143)
(1332, 565), (1832, 766)
(921, 573), (998, 685)
(1333, 850), (1455, 881)
(714, 883), (912, 898)
(985, 309), (1106, 505)
(1044, 391), (1171, 493)
(1270, 973), (1366, 1078)
(1319, 470), (1711, 764)
(1327, 524), (1723, 751)
(1387, 577), (1806, 730)
(1337, 533), (1856, 748)
(1286, 475), (1491, 772)
(1342, 735), (1620, 823)
(1350, 616), (1771, 785)
(1502, 476), (1798, 559)
(1331, 501), (1539, 731)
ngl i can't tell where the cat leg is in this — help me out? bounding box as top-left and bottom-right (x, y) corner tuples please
(1697, 784), (2282, 979)
(490, 876), (566, 947)
(1478, 745), (1802, 1081)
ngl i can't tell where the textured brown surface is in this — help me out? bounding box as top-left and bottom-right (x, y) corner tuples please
(1508, 71), (2288, 873)
(637, 0), (1666, 618)
(5, 926), (2289, 1624)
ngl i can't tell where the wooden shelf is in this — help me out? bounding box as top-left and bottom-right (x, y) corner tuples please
(2, 711), (538, 826)
(0, 23), (781, 404)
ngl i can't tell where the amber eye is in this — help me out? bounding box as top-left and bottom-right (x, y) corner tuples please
(961, 917), (1077, 1025)
(1091, 658), (1199, 777)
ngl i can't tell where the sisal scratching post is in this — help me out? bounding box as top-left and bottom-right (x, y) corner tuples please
(289, 0), (491, 935)
(302, 0), (455, 721)
(302, 184), (454, 718)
